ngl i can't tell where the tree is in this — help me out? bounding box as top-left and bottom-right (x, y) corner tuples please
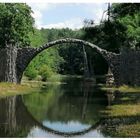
(29, 28), (44, 48)
(0, 3), (34, 48)
(110, 3), (140, 48)
(110, 3), (140, 18)
(0, 3), (34, 83)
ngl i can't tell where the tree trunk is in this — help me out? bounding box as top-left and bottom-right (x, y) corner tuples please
(0, 44), (17, 83)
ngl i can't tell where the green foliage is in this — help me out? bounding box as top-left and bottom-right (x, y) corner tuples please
(111, 3), (140, 48)
(27, 28), (86, 78)
(24, 64), (38, 80)
(111, 3), (140, 18)
(39, 65), (53, 81)
(83, 3), (140, 51)
(118, 14), (140, 48)
(83, 19), (126, 53)
(0, 3), (34, 48)
(29, 28), (44, 47)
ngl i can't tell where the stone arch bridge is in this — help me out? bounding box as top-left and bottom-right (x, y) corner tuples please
(0, 38), (123, 85)
(17, 38), (120, 84)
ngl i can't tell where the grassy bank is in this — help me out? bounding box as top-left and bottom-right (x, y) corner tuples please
(0, 82), (40, 98)
(22, 74), (83, 84)
(101, 86), (140, 137)
(101, 104), (140, 137)
(101, 85), (140, 93)
(0, 75), (84, 98)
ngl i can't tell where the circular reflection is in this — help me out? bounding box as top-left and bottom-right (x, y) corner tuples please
(23, 79), (107, 135)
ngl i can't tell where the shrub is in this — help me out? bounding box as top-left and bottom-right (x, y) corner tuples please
(39, 65), (53, 81)
(24, 66), (38, 80)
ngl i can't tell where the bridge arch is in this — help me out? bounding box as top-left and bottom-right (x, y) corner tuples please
(17, 38), (119, 84)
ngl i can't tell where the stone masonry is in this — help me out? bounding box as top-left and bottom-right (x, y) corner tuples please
(119, 48), (140, 86)
(0, 38), (140, 86)
(16, 38), (118, 84)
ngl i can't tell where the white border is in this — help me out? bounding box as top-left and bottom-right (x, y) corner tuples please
(0, 0), (140, 140)
(0, 0), (140, 3)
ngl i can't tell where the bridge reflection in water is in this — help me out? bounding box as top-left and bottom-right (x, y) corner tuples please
(0, 78), (113, 137)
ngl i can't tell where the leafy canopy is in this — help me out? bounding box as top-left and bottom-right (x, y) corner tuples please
(111, 3), (140, 48)
(0, 3), (34, 48)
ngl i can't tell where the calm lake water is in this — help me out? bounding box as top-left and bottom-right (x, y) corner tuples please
(0, 77), (139, 137)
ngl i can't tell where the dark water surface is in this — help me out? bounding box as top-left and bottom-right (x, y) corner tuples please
(0, 77), (138, 138)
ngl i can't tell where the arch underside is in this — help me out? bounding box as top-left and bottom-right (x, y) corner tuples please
(16, 38), (120, 85)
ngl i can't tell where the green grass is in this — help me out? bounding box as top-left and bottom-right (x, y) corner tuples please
(101, 86), (140, 137)
(0, 74), (76, 98)
(115, 123), (140, 137)
(101, 85), (140, 93)
(101, 110), (140, 137)
(103, 103), (140, 117)
(0, 82), (39, 98)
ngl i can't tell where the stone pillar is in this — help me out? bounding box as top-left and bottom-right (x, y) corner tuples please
(0, 44), (17, 83)
(108, 54), (121, 86)
(106, 67), (114, 86)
